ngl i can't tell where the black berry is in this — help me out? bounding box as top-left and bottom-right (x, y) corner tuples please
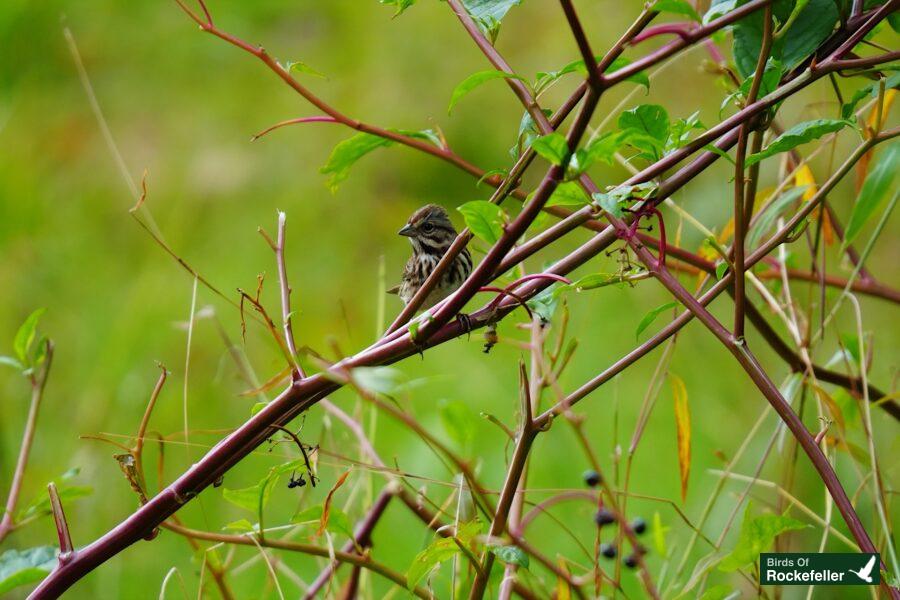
(583, 470), (602, 487)
(600, 543), (617, 559)
(624, 554), (638, 569)
(632, 517), (647, 535)
(594, 508), (615, 526)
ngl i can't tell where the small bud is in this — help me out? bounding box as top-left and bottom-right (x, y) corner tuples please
(594, 508), (615, 527)
(632, 517), (646, 535)
(600, 543), (617, 559)
(583, 470), (602, 487)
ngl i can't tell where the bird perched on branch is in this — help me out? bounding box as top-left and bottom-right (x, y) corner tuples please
(389, 204), (472, 311)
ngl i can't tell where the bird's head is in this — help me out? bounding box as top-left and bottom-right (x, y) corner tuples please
(398, 204), (457, 253)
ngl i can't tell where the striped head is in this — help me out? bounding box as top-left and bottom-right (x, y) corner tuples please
(398, 204), (458, 255)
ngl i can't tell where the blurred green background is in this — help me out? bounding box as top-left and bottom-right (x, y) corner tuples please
(0, 0), (897, 598)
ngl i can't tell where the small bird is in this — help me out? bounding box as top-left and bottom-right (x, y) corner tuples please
(390, 204), (472, 311)
(847, 555), (876, 583)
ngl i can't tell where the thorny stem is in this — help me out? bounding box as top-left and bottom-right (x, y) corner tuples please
(48, 483), (74, 563)
(274, 211), (303, 380)
(0, 340), (53, 543)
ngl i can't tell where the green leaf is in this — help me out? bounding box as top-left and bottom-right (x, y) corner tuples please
(535, 56), (649, 95)
(842, 73), (900, 119)
(511, 108), (553, 158)
(320, 133), (393, 192)
(285, 60), (326, 79)
(527, 286), (560, 322)
(591, 182), (658, 218)
(666, 111), (706, 154)
(636, 302), (677, 339)
(702, 0), (739, 25)
(0, 547), (56, 595)
(379, 0), (416, 16)
(0, 356), (23, 371)
(553, 271), (642, 297)
(651, 511), (669, 556)
(745, 119), (850, 166)
(351, 366), (405, 395)
(746, 186), (807, 249)
(490, 545), (529, 568)
(719, 508), (806, 571)
(406, 520), (482, 589)
(653, 0), (701, 21)
(17, 484), (93, 521)
(457, 200), (505, 244)
(448, 70), (526, 114)
(13, 308), (45, 363)
(733, 0), (838, 78)
(462, 0), (521, 41)
(222, 481), (273, 514)
(223, 519), (256, 532)
(619, 104), (670, 160)
(531, 133), (570, 165)
(546, 181), (590, 206)
(715, 262), (728, 280)
(439, 399), (476, 449)
(568, 131), (627, 176)
(844, 143), (899, 249)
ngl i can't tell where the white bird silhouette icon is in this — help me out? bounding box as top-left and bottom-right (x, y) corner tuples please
(848, 555), (877, 583)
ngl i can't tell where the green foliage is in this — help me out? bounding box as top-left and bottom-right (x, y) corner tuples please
(745, 119), (851, 166)
(844, 143), (899, 249)
(320, 133), (394, 192)
(1, 308), (48, 376)
(0, 547), (57, 595)
(351, 366), (405, 394)
(285, 60), (327, 79)
(635, 302), (678, 339)
(406, 520), (482, 589)
(702, 0), (740, 24)
(546, 181), (590, 206)
(618, 104), (670, 161)
(733, 0), (839, 78)
(531, 132), (570, 165)
(18, 469), (92, 522)
(534, 56), (649, 96)
(591, 182), (658, 218)
(746, 186), (807, 248)
(842, 73), (900, 119)
(457, 200), (505, 243)
(553, 271), (644, 297)
(490, 545), (529, 568)
(222, 459), (307, 515)
(462, 0), (522, 42)
(379, 0), (416, 17)
(653, 0), (701, 21)
(448, 70), (527, 114)
(719, 508), (806, 571)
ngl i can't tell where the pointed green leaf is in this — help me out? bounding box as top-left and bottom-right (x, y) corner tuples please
(379, 0), (416, 16)
(653, 0), (701, 21)
(547, 181), (590, 206)
(719, 509), (806, 571)
(320, 133), (393, 192)
(0, 356), (23, 371)
(843, 143), (899, 249)
(531, 132), (570, 165)
(457, 200), (505, 243)
(286, 61), (326, 79)
(490, 545), (529, 568)
(448, 70), (526, 114)
(13, 308), (45, 363)
(0, 547), (57, 595)
(636, 302), (677, 339)
(746, 119), (851, 166)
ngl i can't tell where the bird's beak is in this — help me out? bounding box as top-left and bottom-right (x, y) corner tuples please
(398, 224), (415, 237)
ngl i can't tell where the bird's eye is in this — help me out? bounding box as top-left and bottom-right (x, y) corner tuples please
(421, 223), (435, 233)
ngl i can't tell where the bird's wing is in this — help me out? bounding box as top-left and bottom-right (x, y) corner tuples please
(861, 555), (876, 576)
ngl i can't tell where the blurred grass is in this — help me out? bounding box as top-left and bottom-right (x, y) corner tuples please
(0, 1), (897, 598)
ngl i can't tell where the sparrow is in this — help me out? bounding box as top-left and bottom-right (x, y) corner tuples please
(389, 204), (472, 311)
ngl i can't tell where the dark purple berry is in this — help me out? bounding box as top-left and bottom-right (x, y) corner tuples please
(632, 517), (647, 535)
(600, 543), (617, 559)
(583, 470), (602, 487)
(624, 554), (638, 569)
(594, 508), (615, 527)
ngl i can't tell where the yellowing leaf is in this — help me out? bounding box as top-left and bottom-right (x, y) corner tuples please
(319, 470), (350, 536)
(794, 164), (834, 244)
(867, 89), (896, 130)
(670, 374), (691, 502)
(555, 557), (571, 600)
